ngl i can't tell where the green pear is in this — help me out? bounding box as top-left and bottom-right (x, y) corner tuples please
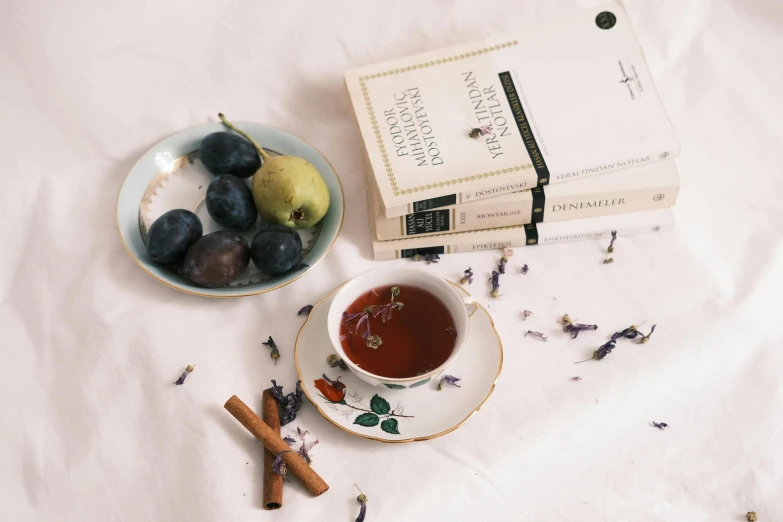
(218, 114), (330, 229)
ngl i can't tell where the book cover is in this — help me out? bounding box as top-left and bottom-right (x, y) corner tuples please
(371, 208), (674, 260)
(372, 160), (679, 240)
(345, 0), (680, 218)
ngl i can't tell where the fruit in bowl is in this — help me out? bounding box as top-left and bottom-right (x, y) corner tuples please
(141, 114), (332, 289)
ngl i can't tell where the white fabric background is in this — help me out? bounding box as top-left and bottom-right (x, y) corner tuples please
(2, 0), (782, 520)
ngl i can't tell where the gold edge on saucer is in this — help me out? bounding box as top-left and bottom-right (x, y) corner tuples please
(294, 280), (503, 443)
(114, 124), (346, 298)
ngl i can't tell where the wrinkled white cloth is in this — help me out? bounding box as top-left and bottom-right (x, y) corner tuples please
(2, 0), (783, 520)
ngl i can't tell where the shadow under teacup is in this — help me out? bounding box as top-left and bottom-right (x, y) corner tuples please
(326, 266), (477, 389)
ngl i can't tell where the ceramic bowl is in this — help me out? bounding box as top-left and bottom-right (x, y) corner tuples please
(116, 121), (344, 297)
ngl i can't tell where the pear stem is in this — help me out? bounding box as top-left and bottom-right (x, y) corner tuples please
(218, 113), (269, 161)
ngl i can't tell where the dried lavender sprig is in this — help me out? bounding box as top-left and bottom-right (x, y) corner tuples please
(607, 230), (617, 253)
(298, 305), (314, 316)
(574, 339), (616, 363)
(489, 270), (500, 298)
(460, 267), (474, 285)
(355, 485), (368, 522)
(327, 354), (349, 370)
(525, 330), (548, 341)
(640, 324), (657, 344)
(498, 247), (512, 274)
(438, 374), (461, 390)
(561, 314), (598, 339)
(263, 336), (281, 365)
(173, 364), (195, 385)
(412, 253), (440, 264)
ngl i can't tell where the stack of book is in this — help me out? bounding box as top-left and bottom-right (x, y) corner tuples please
(345, 1), (679, 260)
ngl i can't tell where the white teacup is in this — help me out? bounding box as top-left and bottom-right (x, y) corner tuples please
(327, 266), (477, 389)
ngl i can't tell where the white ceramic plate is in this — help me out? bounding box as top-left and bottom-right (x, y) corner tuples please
(295, 281), (503, 442)
(116, 121), (344, 297)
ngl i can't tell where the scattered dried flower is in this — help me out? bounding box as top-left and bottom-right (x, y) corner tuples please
(489, 271), (501, 298)
(283, 435), (297, 446)
(571, 376), (582, 382)
(639, 324), (657, 344)
(607, 230), (617, 253)
(498, 257), (507, 274)
(298, 438), (319, 464)
(525, 330), (548, 341)
(652, 421), (669, 430)
(468, 126), (493, 138)
(520, 264), (529, 275)
(445, 327), (457, 339)
(173, 364), (195, 385)
(327, 354), (349, 370)
(438, 374), (461, 390)
(746, 512), (757, 521)
(272, 450), (293, 475)
(460, 267), (474, 285)
(269, 380), (304, 426)
(562, 314), (598, 339)
(263, 336), (280, 365)
(298, 305), (314, 316)
(521, 310), (533, 321)
(503, 247), (514, 258)
(355, 485), (368, 522)
(412, 253), (440, 264)
(366, 335), (383, 349)
(603, 258), (614, 264)
(390, 285), (401, 301)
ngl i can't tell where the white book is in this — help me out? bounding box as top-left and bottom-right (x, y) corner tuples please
(372, 160), (679, 240)
(345, 0), (680, 218)
(371, 208), (673, 260)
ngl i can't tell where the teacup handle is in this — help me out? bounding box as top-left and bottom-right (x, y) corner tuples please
(462, 296), (479, 318)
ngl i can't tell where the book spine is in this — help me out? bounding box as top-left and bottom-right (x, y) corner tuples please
(374, 183), (678, 241)
(372, 209), (673, 260)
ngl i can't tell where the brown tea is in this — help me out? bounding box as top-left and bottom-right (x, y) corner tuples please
(340, 285), (456, 378)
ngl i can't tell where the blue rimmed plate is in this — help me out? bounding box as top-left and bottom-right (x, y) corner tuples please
(116, 122), (344, 297)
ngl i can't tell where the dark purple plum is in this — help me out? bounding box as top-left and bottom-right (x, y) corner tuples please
(250, 226), (303, 275)
(145, 209), (203, 265)
(183, 231), (250, 288)
(199, 132), (261, 178)
(206, 175), (257, 230)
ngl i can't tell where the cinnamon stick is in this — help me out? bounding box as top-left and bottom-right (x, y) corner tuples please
(224, 395), (329, 497)
(262, 390), (283, 510)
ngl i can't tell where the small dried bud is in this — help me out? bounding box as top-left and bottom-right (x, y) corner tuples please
(562, 314), (573, 325)
(603, 258), (614, 264)
(327, 354), (349, 370)
(746, 512), (757, 521)
(366, 335), (383, 349)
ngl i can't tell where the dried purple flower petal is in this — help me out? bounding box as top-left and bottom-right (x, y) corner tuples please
(640, 324), (657, 344)
(564, 324), (598, 339)
(498, 257), (507, 274)
(272, 450), (292, 475)
(521, 310), (532, 320)
(489, 270), (500, 298)
(298, 439), (319, 464)
(571, 376), (582, 382)
(327, 354), (349, 370)
(354, 485), (368, 522)
(412, 253), (440, 264)
(525, 330), (548, 341)
(296, 426), (308, 438)
(460, 267), (474, 285)
(607, 230), (617, 253)
(520, 264), (529, 275)
(173, 364), (195, 385)
(283, 435), (297, 446)
(438, 374), (461, 390)
(269, 380), (304, 426)
(366, 335), (383, 349)
(339, 334), (349, 341)
(445, 327), (457, 339)
(652, 421), (668, 430)
(263, 336), (280, 365)
(298, 304), (314, 316)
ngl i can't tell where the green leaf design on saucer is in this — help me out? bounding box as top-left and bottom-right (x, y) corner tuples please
(409, 377), (431, 388)
(380, 418), (400, 434)
(354, 412), (380, 427)
(370, 395), (391, 415)
(383, 383), (406, 389)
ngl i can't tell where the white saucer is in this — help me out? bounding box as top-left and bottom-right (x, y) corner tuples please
(295, 281), (503, 442)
